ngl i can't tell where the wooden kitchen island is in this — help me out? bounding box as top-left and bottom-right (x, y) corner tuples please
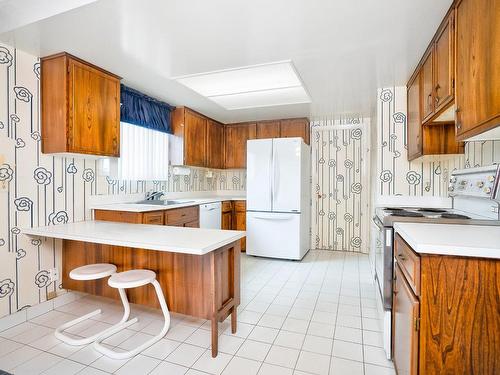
(23, 220), (245, 357)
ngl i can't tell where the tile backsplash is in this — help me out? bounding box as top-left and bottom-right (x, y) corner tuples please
(0, 42), (244, 318)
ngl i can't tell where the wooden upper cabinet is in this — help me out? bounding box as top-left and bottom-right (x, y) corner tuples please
(256, 120), (281, 139)
(206, 119), (225, 169)
(421, 50), (434, 122)
(393, 264), (420, 375)
(41, 52), (121, 156)
(224, 123), (257, 169)
(184, 110), (207, 167)
(407, 73), (423, 160)
(434, 12), (454, 113)
(172, 107), (222, 168)
(455, 0), (500, 140)
(280, 118), (310, 144)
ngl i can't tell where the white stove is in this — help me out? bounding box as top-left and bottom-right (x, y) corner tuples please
(372, 164), (500, 359)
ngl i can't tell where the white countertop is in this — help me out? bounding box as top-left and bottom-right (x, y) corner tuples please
(22, 221), (246, 255)
(394, 223), (500, 259)
(91, 197), (246, 212)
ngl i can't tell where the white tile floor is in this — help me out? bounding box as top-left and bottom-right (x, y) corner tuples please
(0, 251), (395, 375)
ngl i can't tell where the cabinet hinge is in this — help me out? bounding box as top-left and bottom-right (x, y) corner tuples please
(415, 317), (420, 331)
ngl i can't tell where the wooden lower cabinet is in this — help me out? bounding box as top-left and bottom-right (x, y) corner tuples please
(393, 264), (419, 375)
(393, 234), (500, 374)
(94, 206), (199, 228)
(221, 201), (233, 230)
(233, 201), (246, 251)
(220, 200), (246, 252)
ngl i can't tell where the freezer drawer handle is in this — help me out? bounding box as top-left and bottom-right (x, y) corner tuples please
(253, 215), (293, 220)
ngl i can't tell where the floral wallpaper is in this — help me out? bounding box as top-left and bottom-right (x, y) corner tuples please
(311, 117), (370, 253)
(0, 43), (244, 318)
(377, 86), (500, 196)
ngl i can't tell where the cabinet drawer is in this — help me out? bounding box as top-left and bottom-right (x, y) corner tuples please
(165, 206), (199, 225)
(222, 201), (233, 213)
(94, 210), (142, 223)
(394, 234), (421, 295)
(143, 211), (164, 225)
(234, 200), (246, 212)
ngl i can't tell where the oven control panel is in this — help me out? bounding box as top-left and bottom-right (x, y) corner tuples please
(448, 165), (500, 199)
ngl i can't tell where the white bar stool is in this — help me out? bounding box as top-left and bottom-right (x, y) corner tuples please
(94, 269), (170, 359)
(55, 263), (137, 346)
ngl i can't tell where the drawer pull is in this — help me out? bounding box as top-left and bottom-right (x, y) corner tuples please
(398, 254), (406, 261)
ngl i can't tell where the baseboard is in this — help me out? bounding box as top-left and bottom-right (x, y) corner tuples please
(0, 291), (83, 332)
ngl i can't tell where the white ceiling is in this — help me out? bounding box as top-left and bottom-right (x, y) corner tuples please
(0, 0), (452, 123)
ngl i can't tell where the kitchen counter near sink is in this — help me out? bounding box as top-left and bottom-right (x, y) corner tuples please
(23, 220), (244, 357)
(91, 196), (246, 213)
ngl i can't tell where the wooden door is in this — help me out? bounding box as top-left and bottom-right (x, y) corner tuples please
(257, 120), (281, 139)
(206, 120), (224, 169)
(434, 13), (454, 113)
(69, 59), (120, 156)
(224, 123), (257, 169)
(421, 50), (434, 122)
(184, 110), (207, 167)
(221, 211), (232, 230)
(393, 264), (419, 375)
(407, 73), (423, 160)
(455, 0), (500, 139)
(280, 118), (310, 144)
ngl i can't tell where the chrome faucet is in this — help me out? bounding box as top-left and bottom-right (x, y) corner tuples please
(145, 191), (165, 201)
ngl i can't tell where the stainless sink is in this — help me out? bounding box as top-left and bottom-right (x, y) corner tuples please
(131, 199), (195, 206)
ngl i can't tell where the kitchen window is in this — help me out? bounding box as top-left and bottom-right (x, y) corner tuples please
(106, 121), (170, 180)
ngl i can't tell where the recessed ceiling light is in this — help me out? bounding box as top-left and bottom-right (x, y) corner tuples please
(173, 61), (311, 110)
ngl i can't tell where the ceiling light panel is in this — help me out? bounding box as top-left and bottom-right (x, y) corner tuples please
(209, 86), (310, 110)
(173, 61), (311, 110)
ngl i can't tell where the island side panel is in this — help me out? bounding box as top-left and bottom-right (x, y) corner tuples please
(62, 239), (241, 320)
(419, 255), (500, 374)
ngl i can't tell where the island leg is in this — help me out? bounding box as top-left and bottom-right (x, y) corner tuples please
(210, 251), (219, 357)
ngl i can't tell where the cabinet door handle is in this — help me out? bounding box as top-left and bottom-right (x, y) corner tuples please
(398, 254), (406, 261)
(427, 94), (432, 108)
(435, 84), (441, 91)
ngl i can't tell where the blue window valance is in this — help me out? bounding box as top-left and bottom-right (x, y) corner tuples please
(120, 84), (175, 134)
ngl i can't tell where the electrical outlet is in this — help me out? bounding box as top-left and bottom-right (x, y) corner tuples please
(48, 268), (60, 282)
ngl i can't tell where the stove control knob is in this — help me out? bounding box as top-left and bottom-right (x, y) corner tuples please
(450, 177), (457, 183)
(448, 186), (455, 192)
(460, 180), (468, 186)
(477, 181), (485, 188)
(488, 175), (495, 182)
(484, 187), (492, 194)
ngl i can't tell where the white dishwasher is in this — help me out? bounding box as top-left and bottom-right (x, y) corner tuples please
(199, 202), (222, 229)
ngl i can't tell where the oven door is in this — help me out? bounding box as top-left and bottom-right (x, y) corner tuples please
(372, 215), (394, 359)
(372, 216), (394, 309)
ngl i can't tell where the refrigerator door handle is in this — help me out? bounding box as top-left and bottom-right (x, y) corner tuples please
(270, 143), (274, 209)
(273, 144), (279, 201)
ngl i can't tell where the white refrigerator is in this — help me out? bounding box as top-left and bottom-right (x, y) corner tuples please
(246, 138), (311, 260)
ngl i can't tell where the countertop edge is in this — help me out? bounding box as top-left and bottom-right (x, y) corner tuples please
(22, 225), (246, 255)
(393, 223), (500, 259)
